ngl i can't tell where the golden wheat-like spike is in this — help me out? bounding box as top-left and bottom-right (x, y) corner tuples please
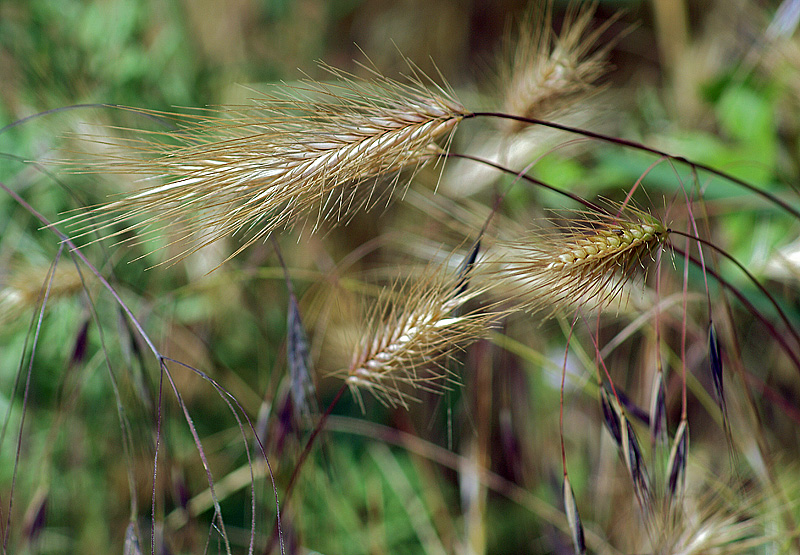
(499, 1), (617, 133)
(66, 65), (469, 265)
(339, 263), (497, 410)
(485, 206), (668, 315)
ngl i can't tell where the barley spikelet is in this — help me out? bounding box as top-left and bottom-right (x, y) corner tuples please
(485, 205), (668, 314)
(339, 261), (497, 409)
(67, 64), (469, 264)
(499, 2), (616, 133)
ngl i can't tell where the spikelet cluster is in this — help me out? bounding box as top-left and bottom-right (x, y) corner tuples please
(0, 262), (84, 327)
(69, 65), (469, 264)
(649, 471), (783, 555)
(499, 2), (615, 132)
(600, 385), (785, 554)
(485, 206), (668, 314)
(340, 263), (496, 409)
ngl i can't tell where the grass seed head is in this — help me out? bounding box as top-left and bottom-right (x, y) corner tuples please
(339, 261), (497, 409)
(563, 474), (587, 555)
(0, 261), (84, 327)
(653, 471), (784, 555)
(67, 65), (469, 265)
(485, 206), (668, 315)
(499, 1), (617, 133)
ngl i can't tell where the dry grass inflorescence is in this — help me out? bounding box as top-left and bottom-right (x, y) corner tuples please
(2, 1), (800, 554)
(338, 255), (500, 410)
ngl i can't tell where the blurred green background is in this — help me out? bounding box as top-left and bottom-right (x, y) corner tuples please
(2, 0), (800, 553)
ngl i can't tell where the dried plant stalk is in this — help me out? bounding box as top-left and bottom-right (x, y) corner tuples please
(499, 1), (617, 133)
(68, 64), (469, 264)
(339, 262), (497, 409)
(484, 206), (668, 314)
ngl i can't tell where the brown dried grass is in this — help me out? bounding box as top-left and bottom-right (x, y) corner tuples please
(337, 258), (500, 409)
(65, 64), (469, 266)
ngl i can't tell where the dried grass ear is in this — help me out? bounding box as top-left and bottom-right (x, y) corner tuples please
(272, 239), (319, 427)
(123, 521), (142, 555)
(497, 1), (621, 132)
(338, 247), (503, 409)
(60, 63), (470, 268)
(482, 203), (669, 316)
(562, 474), (586, 555)
(0, 260), (86, 327)
(599, 386), (623, 446)
(666, 421), (688, 510)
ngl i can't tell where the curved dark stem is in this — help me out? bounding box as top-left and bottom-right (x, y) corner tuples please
(444, 152), (800, 372)
(468, 112), (800, 221)
(0, 103), (176, 135)
(0, 182), (161, 358)
(669, 242), (800, 374)
(264, 382), (348, 554)
(669, 241), (800, 550)
(445, 152), (605, 213)
(668, 229), (800, 356)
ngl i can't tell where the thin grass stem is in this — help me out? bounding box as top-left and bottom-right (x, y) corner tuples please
(467, 111), (800, 220)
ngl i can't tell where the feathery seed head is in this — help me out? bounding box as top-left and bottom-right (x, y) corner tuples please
(339, 262), (496, 409)
(0, 262), (84, 327)
(652, 473), (783, 555)
(485, 206), (668, 315)
(499, 2), (617, 133)
(67, 65), (469, 265)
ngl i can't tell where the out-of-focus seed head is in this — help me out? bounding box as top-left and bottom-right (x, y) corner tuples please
(499, 2), (618, 133)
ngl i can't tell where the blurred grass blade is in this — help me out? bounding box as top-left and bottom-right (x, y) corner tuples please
(621, 417), (652, 511)
(21, 488), (47, 544)
(767, 0), (800, 39)
(288, 293), (317, 423)
(649, 371), (667, 447)
(370, 443), (449, 555)
(708, 322), (724, 403)
(118, 311), (153, 411)
(275, 237), (318, 424)
(455, 239), (480, 297)
(70, 318), (90, 365)
(616, 388), (650, 426)
(667, 420), (689, 505)
(563, 474), (586, 555)
(708, 321), (731, 437)
(123, 521), (142, 555)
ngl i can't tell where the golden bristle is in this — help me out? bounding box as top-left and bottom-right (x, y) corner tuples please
(651, 470), (786, 555)
(339, 262), (497, 409)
